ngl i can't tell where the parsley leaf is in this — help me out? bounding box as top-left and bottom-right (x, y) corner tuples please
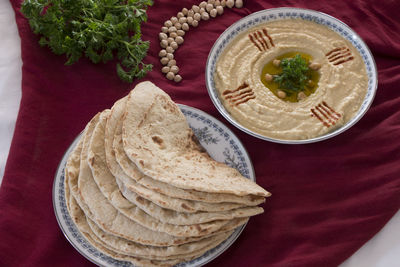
(21, 0), (153, 83)
(274, 54), (310, 93)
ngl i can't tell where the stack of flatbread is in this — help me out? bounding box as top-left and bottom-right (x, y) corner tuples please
(64, 81), (270, 266)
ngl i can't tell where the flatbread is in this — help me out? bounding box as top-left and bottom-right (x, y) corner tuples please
(106, 98), (259, 213)
(64, 133), (84, 215)
(113, 121), (246, 212)
(64, 123), (178, 266)
(122, 81), (270, 197)
(62, 81), (270, 266)
(68, 113), (100, 212)
(111, 96), (267, 205)
(89, 110), (243, 237)
(117, 178), (262, 225)
(64, 115), (241, 265)
(86, 217), (234, 261)
(77, 110), (209, 246)
(68, 193), (180, 267)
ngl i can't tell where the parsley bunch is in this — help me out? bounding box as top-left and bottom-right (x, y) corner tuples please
(274, 54), (310, 93)
(21, 0), (153, 83)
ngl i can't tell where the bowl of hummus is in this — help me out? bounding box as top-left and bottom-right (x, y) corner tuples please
(205, 7), (377, 144)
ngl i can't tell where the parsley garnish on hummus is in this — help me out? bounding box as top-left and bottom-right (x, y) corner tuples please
(274, 54), (310, 93)
(261, 52), (320, 102)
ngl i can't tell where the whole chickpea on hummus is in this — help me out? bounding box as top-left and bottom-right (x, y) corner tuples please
(214, 19), (368, 140)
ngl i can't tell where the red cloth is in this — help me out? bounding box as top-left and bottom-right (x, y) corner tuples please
(1, 0), (399, 266)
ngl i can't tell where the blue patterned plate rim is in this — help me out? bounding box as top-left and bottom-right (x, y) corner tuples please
(52, 104), (255, 267)
(205, 7), (378, 144)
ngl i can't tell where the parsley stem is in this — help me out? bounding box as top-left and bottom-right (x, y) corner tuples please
(120, 40), (139, 61)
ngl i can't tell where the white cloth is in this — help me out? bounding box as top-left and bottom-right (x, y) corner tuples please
(0, 1), (398, 266)
(0, 0), (22, 181)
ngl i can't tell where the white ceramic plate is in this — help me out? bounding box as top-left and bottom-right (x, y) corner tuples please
(205, 7), (378, 144)
(53, 104), (255, 267)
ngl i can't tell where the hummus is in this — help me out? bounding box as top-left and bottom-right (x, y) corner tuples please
(214, 19), (368, 140)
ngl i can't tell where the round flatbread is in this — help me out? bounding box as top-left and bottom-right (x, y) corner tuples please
(89, 110), (244, 237)
(117, 178), (261, 226)
(67, 193), (180, 267)
(77, 110), (209, 246)
(122, 81), (270, 197)
(86, 217), (233, 261)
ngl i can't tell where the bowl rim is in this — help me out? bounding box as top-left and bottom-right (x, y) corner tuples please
(205, 7), (378, 144)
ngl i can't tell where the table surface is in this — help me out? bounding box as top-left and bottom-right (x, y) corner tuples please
(0, 1), (398, 266)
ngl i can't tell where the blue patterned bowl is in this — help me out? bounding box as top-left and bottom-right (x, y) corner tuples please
(205, 7), (377, 144)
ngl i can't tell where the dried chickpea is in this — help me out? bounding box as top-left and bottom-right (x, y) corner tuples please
(191, 20), (199, 27)
(192, 5), (200, 13)
(187, 16), (194, 25)
(179, 17), (187, 24)
(160, 57), (169, 65)
(193, 13), (201, 21)
(160, 40), (168, 48)
(174, 74), (182, 83)
(177, 30), (185, 36)
(175, 36), (184, 45)
(166, 71), (175, 80)
(226, 0), (234, 8)
(167, 37), (174, 44)
(199, 1), (207, 8)
(170, 41), (178, 50)
(174, 22), (182, 30)
(210, 9), (217, 17)
(169, 32), (178, 38)
(161, 26), (169, 33)
(182, 23), (190, 31)
(167, 59), (176, 67)
(164, 20), (173, 27)
(170, 65), (179, 74)
(201, 12), (210, 20)
(216, 6), (224, 15)
(159, 49), (167, 57)
(161, 66), (170, 73)
(159, 32), (168, 40)
(170, 16), (178, 24)
(235, 0), (243, 8)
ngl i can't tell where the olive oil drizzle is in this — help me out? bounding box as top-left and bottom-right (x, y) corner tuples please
(260, 52), (320, 102)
